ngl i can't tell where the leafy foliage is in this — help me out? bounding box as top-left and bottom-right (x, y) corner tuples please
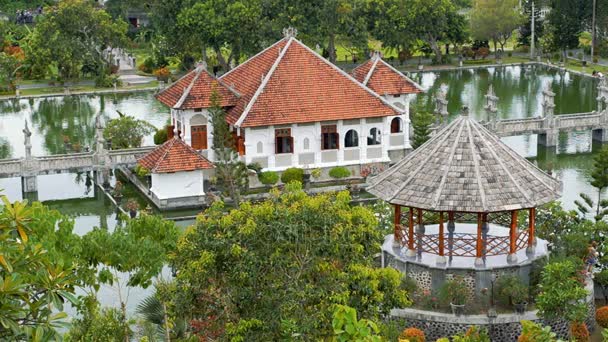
(470, 0), (524, 54)
(0, 196), (82, 340)
(26, 0), (128, 80)
(103, 114), (156, 149)
(452, 326), (490, 342)
(258, 171), (279, 185)
(411, 110), (434, 149)
(208, 87), (248, 205)
(329, 166), (351, 179)
(280, 167), (304, 184)
(399, 327), (425, 342)
(438, 275), (469, 305)
(170, 183), (410, 340)
(332, 305), (382, 342)
(596, 306), (608, 328)
(64, 295), (131, 342)
(517, 320), (560, 342)
(536, 259), (588, 323)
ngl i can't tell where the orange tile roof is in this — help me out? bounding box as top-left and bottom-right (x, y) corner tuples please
(220, 39), (288, 125)
(137, 138), (214, 173)
(156, 66), (239, 110)
(220, 38), (400, 127)
(351, 58), (423, 96)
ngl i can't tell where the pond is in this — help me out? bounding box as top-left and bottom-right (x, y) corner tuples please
(0, 64), (603, 313)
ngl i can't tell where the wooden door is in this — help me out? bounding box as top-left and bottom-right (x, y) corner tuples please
(191, 125), (207, 150)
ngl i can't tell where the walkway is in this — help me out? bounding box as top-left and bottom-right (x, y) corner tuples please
(107, 47), (156, 85)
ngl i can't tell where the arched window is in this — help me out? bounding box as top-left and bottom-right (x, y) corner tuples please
(303, 137), (310, 150)
(257, 141), (263, 154)
(367, 128), (381, 145)
(391, 117), (403, 133)
(344, 130), (359, 147)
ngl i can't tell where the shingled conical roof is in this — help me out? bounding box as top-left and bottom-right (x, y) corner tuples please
(367, 113), (561, 213)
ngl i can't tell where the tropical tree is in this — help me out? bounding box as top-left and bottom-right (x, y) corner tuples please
(589, 146), (608, 216)
(411, 110), (435, 149)
(470, 0), (525, 56)
(208, 87), (248, 205)
(0, 196), (82, 340)
(80, 214), (180, 342)
(405, 0), (463, 63)
(170, 183), (411, 340)
(103, 113), (156, 149)
(26, 0), (128, 80)
(545, 0), (586, 60)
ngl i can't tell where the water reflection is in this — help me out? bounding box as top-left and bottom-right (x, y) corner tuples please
(0, 92), (168, 158)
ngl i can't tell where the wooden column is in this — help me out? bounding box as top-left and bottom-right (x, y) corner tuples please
(439, 212), (445, 256)
(408, 207), (414, 251)
(393, 205), (401, 242)
(510, 210), (518, 255)
(528, 208), (536, 247)
(476, 213), (483, 258)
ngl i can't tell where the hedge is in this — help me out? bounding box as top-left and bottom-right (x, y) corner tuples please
(281, 167), (304, 184)
(328, 166), (351, 179)
(258, 171), (279, 185)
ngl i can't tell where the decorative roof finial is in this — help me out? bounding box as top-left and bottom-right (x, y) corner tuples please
(282, 27), (298, 39)
(461, 106), (470, 116)
(371, 51), (382, 61)
(196, 60), (208, 73)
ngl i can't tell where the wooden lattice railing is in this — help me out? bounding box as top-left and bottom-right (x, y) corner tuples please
(396, 225), (529, 257)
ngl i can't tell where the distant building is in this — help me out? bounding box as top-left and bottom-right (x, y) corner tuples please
(156, 30), (423, 172)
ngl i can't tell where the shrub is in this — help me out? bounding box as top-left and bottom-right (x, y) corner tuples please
(518, 321), (558, 342)
(153, 67), (171, 82)
(577, 52), (584, 60)
(597, 306), (608, 328)
(311, 168), (322, 179)
(495, 275), (529, 306)
(507, 51), (512, 58)
(258, 171), (279, 185)
(134, 164), (150, 177)
(399, 327), (425, 342)
(329, 166), (351, 179)
(153, 127), (168, 145)
(568, 51), (573, 57)
(139, 56), (155, 73)
(438, 276), (469, 305)
(452, 326), (490, 342)
(594, 57), (599, 64)
(281, 167), (304, 184)
(477, 47), (490, 59)
(247, 162), (263, 174)
(569, 321), (589, 342)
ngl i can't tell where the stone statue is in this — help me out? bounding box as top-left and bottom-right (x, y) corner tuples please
(23, 120), (32, 159)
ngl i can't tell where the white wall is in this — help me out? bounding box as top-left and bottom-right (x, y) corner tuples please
(171, 108), (215, 160)
(243, 117), (398, 171)
(150, 170), (205, 199)
(382, 93), (413, 150)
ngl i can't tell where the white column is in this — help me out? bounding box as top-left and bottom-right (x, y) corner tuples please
(382, 117), (390, 160)
(337, 120), (344, 165)
(404, 96), (412, 149)
(291, 123), (297, 167)
(268, 126), (276, 169)
(314, 122), (321, 166)
(360, 119), (367, 162)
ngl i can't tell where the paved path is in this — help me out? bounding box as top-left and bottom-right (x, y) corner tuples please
(109, 48), (156, 85)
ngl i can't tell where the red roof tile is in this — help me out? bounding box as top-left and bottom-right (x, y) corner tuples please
(137, 138), (214, 173)
(351, 58), (423, 96)
(220, 39), (288, 125)
(156, 66), (239, 110)
(221, 38), (400, 127)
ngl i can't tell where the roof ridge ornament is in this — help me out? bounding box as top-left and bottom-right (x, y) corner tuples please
(282, 27), (298, 39)
(371, 51), (382, 61)
(195, 60), (207, 73)
(461, 106), (470, 116)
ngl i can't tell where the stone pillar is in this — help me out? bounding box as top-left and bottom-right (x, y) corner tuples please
(21, 120), (38, 194)
(541, 85), (556, 119)
(484, 85), (498, 126)
(537, 131), (558, 147)
(434, 90), (449, 126)
(597, 77), (608, 112)
(592, 128), (608, 142)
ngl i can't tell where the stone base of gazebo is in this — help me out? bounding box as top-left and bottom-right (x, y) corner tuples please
(381, 227), (550, 296)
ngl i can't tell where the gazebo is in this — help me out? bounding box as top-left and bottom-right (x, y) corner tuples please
(367, 109), (561, 292)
